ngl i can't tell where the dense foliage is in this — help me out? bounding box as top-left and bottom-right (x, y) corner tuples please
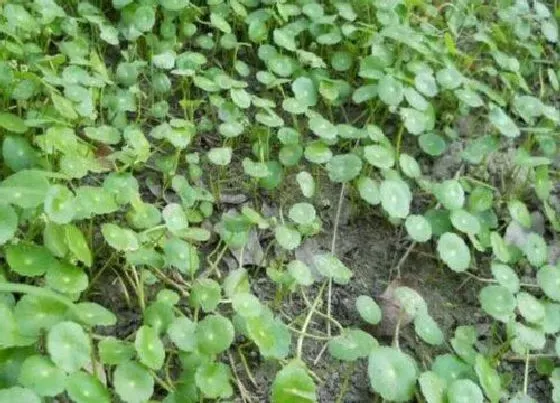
(0, 0), (559, 402)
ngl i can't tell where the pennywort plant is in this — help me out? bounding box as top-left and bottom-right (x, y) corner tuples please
(0, 0), (559, 402)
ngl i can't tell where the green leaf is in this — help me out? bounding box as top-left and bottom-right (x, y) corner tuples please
(538, 265), (560, 301)
(272, 361), (316, 403)
(74, 302), (116, 327)
(288, 203), (316, 225)
(246, 311), (291, 360)
(405, 214), (432, 242)
(2, 136), (39, 172)
(313, 254), (352, 285)
(195, 314), (234, 355)
(98, 337), (136, 365)
(399, 154), (421, 178)
(135, 325), (165, 370)
(437, 232), (470, 272)
(195, 361), (233, 399)
(523, 233), (547, 267)
(162, 203), (187, 233)
(401, 108), (429, 135)
(0, 204), (17, 245)
(356, 295), (382, 325)
(275, 225), (302, 250)
(479, 285), (515, 322)
(0, 112), (26, 133)
(44, 185), (75, 224)
(0, 170), (50, 208)
(0, 387), (40, 403)
(210, 13), (232, 34)
(508, 200), (531, 228)
(190, 279), (221, 313)
(292, 77), (317, 106)
(6, 244), (56, 277)
(368, 347), (418, 402)
(419, 371), (446, 403)
(450, 209), (481, 234)
(491, 263), (520, 293)
(47, 321), (91, 372)
(363, 145), (395, 169)
(66, 371), (111, 403)
(14, 295), (68, 336)
(163, 238), (200, 274)
(419, 133), (446, 156)
(447, 379), (483, 403)
(167, 317), (197, 352)
(18, 355), (66, 397)
(357, 176), (380, 205)
(114, 361), (154, 403)
(287, 260), (314, 286)
(489, 105), (520, 138)
(517, 292), (545, 324)
(101, 223), (139, 251)
(232, 293), (262, 318)
(328, 329), (377, 361)
(474, 354), (502, 403)
(45, 261), (88, 295)
(378, 75), (404, 107)
(380, 180), (411, 219)
(296, 171), (315, 198)
(65, 224), (92, 267)
(414, 312), (444, 345)
(437, 180), (464, 210)
(394, 286), (427, 317)
(83, 126), (120, 145)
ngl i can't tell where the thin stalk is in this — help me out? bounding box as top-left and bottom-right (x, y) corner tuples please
(296, 280), (327, 360)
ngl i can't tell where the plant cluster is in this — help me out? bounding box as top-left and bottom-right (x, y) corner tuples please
(0, 0), (559, 402)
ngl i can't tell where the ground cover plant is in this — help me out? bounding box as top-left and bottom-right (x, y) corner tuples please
(0, 0), (559, 401)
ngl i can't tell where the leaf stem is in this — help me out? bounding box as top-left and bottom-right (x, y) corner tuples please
(296, 280), (327, 360)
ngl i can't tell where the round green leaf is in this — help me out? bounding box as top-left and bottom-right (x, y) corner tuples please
(296, 171), (315, 198)
(14, 295), (68, 336)
(380, 179), (411, 219)
(325, 154), (362, 183)
(0, 112), (27, 133)
(114, 361), (154, 403)
(18, 355), (66, 397)
(328, 329), (377, 361)
(287, 260), (314, 286)
(101, 223), (139, 251)
(190, 279), (221, 313)
(6, 244), (56, 277)
(447, 379), (483, 403)
(378, 75), (404, 107)
(414, 312), (444, 345)
(508, 200), (531, 228)
(363, 145), (395, 169)
(450, 209), (481, 234)
(0, 170), (50, 208)
(167, 317), (197, 352)
(47, 321), (91, 372)
(44, 185), (75, 224)
(0, 387), (40, 403)
(45, 261), (88, 295)
(399, 154), (421, 178)
(163, 237), (199, 274)
(419, 133), (446, 156)
(356, 295), (382, 325)
(537, 265), (560, 301)
(208, 147), (232, 166)
(195, 314), (234, 355)
(437, 180), (464, 210)
(479, 285), (516, 322)
(394, 286), (427, 317)
(517, 292), (545, 323)
(272, 361), (316, 403)
(437, 232), (470, 272)
(368, 347), (418, 402)
(405, 214), (432, 242)
(66, 371), (111, 403)
(419, 371), (446, 403)
(474, 354), (502, 403)
(98, 337), (135, 365)
(135, 325), (165, 370)
(523, 233), (547, 267)
(288, 202), (316, 225)
(195, 361), (233, 399)
(357, 176), (380, 205)
(491, 263), (520, 293)
(232, 293), (262, 318)
(313, 253), (352, 285)
(0, 204), (17, 245)
(275, 225), (302, 250)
